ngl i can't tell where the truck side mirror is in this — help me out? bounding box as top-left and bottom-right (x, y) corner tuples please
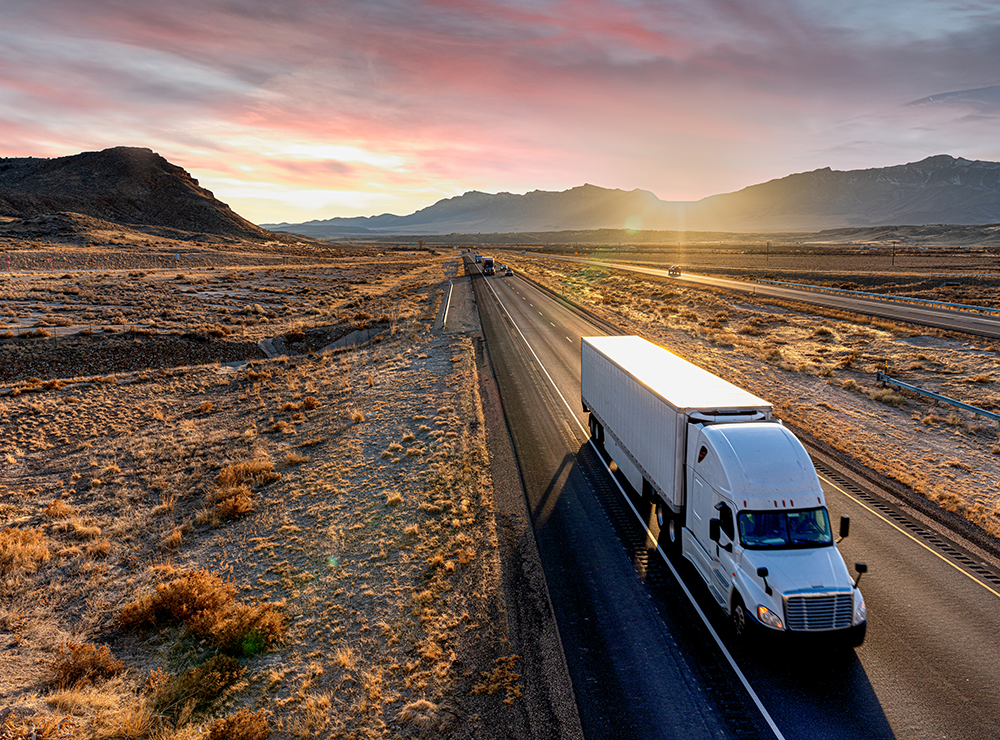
(756, 566), (772, 596)
(709, 519), (721, 543)
(854, 562), (867, 590)
(838, 515), (850, 541)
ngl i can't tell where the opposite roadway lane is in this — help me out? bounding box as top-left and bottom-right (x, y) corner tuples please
(511, 253), (1000, 340)
(467, 256), (1000, 740)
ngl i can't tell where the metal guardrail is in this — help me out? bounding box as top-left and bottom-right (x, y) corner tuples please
(757, 279), (1000, 317)
(876, 371), (1000, 423)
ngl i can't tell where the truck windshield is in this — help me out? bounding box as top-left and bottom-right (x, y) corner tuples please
(737, 508), (833, 549)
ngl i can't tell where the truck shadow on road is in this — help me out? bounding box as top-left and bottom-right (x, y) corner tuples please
(549, 439), (897, 740)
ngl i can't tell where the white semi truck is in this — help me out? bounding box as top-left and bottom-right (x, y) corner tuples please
(581, 335), (867, 645)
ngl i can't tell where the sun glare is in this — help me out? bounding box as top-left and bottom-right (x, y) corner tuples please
(265, 142), (407, 170)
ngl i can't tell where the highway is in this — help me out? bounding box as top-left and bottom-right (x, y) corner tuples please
(515, 254), (1000, 339)
(467, 256), (1000, 739)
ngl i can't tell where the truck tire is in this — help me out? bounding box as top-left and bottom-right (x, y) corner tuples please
(656, 501), (681, 555)
(732, 594), (753, 638)
(588, 414), (604, 446)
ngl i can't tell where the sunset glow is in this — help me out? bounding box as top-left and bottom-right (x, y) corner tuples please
(2, 0), (999, 225)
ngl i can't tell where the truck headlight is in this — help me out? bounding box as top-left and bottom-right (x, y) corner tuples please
(756, 605), (784, 630)
(853, 598), (867, 626)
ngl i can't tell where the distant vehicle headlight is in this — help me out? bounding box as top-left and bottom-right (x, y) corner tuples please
(757, 605), (784, 630)
(853, 598), (867, 625)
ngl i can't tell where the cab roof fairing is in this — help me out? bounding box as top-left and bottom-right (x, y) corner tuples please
(696, 422), (824, 510)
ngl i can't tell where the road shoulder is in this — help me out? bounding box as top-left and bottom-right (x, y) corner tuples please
(446, 262), (584, 740)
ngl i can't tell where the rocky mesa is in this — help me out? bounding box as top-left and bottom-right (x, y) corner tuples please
(0, 147), (271, 240)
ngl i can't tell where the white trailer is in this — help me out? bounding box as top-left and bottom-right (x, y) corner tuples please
(581, 335), (867, 645)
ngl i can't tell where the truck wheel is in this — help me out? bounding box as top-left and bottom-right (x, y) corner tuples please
(589, 414), (604, 446)
(732, 595), (752, 638)
(656, 502), (681, 555)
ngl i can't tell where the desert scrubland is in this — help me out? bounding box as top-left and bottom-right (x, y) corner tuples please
(0, 241), (525, 738)
(505, 248), (1000, 538)
(4, 225), (1000, 738)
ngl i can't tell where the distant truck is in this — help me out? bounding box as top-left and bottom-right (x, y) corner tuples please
(475, 254), (483, 263)
(483, 256), (495, 275)
(581, 336), (867, 646)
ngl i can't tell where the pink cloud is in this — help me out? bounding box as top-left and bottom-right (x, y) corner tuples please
(2, 0), (1000, 222)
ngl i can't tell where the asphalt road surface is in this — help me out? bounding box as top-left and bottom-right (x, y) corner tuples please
(467, 257), (1000, 740)
(516, 254), (1000, 339)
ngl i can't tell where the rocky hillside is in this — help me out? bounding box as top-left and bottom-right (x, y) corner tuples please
(0, 147), (271, 240)
(265, 155), (1000, 236)
(692, 155), (1000, 230)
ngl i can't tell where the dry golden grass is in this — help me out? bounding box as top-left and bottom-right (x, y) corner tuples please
(471, 655), (524, 706)
(397, 698), (448, 731)
(46, 641), (125, 689)
(0, 527), (50, 576)
(281, 451), (309, 466)
(44, 500), (74, 519)
(215, 459), (280, 488)
(517, 253), (1000, 537)
(0, 714), (75, 739)
(150, 654), (246, 725)
(0, 250), (517, 735)
(207, 708), (271, 740)
(119, 568), (287, 658)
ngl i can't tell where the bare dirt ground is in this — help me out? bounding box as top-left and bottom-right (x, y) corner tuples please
(0, 239), (532, 738)
(503, 249), (1000, 540)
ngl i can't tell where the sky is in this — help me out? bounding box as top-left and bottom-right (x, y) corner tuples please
(1, 0), (999, 225)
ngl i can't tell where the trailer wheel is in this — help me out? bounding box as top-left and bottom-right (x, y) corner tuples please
(588, 414), (604, 446)
(656, 502), (681, 555)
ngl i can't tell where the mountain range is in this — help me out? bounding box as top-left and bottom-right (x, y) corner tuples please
(263, 155), (1000, 236)
(0, 147), (271, 240)
(2, 148), (998, 240)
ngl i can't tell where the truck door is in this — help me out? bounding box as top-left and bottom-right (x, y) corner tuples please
(687, 474), (717, 588)
(685, 429), (730, 608)
(712, 499), (738, 609)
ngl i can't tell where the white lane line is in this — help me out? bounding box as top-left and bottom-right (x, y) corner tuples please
(589, 443), (786, 740)
(482, 276), (784, 740)
(550, 322), (556, 327)
(819, 475), (1000, 600)
(566, 336), (573, 342)
(442, 280), (454, 327)
(482, 278), (585, 434)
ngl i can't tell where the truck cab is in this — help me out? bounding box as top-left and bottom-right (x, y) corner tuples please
(682, 422), (867, 645)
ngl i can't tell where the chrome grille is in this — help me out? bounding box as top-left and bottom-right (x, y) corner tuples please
(784, 592), (853, 631)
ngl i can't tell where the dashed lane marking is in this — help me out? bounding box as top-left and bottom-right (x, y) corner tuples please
(482, 276), (785, 740)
